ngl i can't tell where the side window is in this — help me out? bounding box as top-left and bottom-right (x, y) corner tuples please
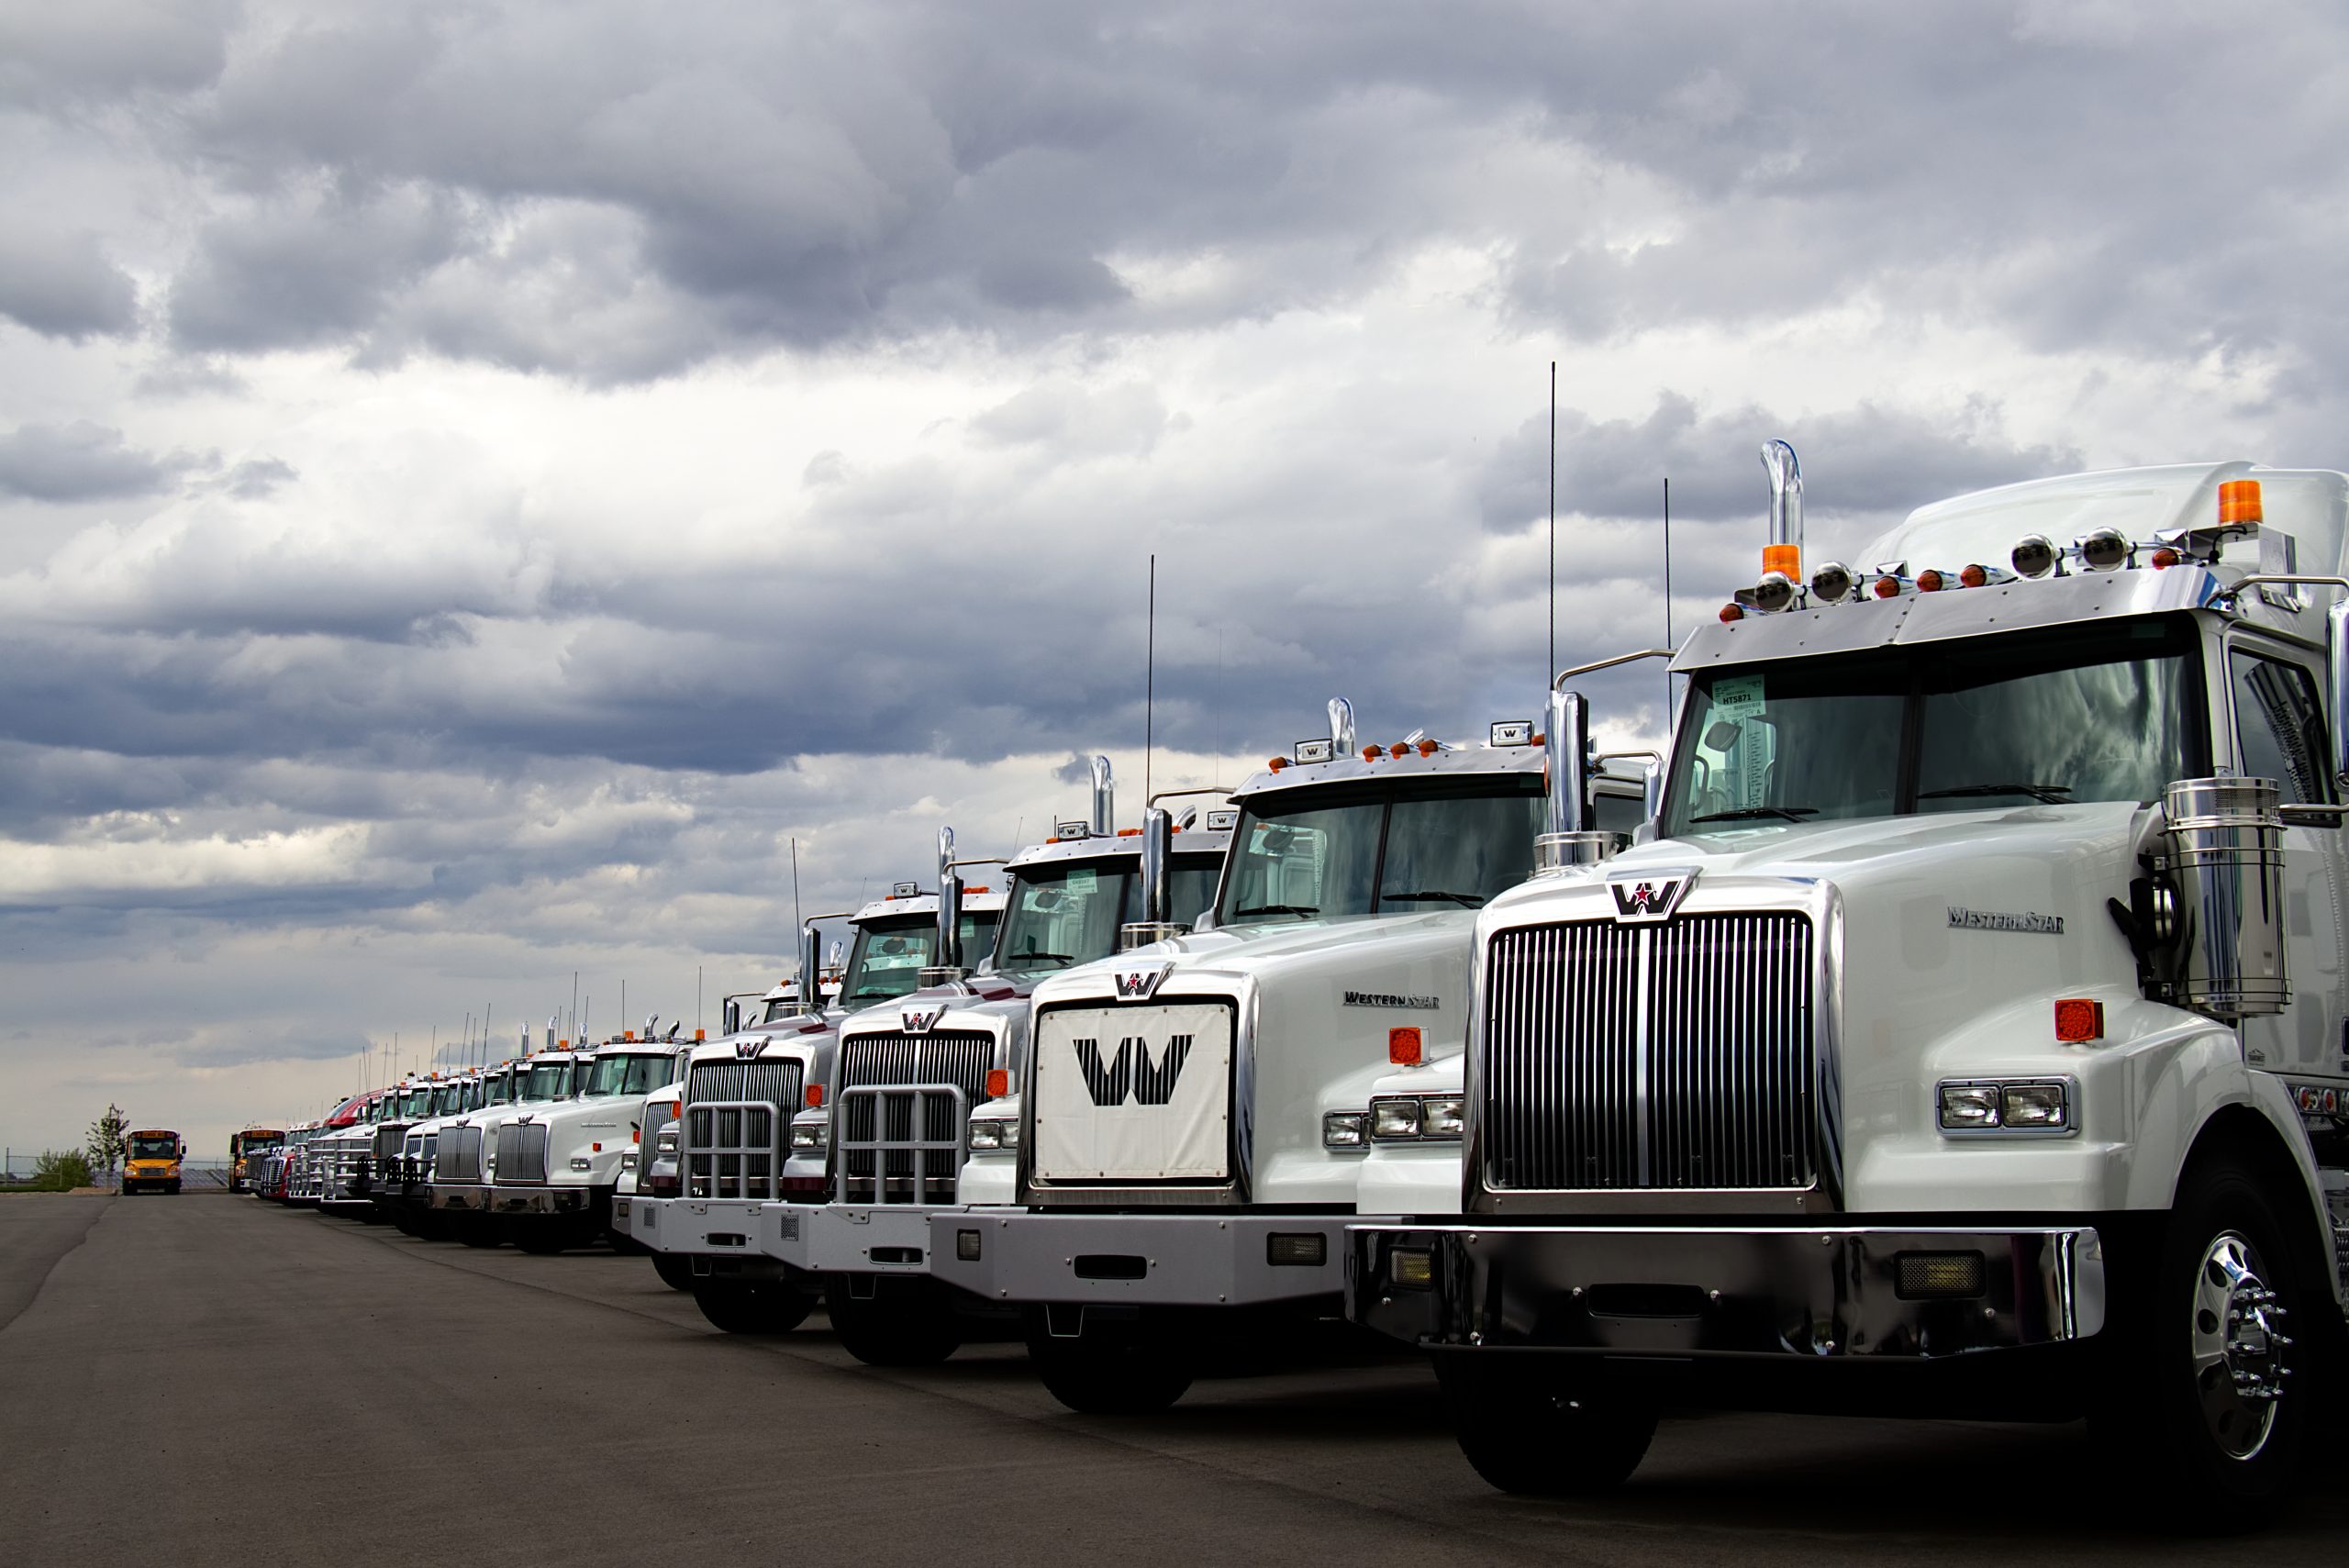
(2232, 652), (2335, 806)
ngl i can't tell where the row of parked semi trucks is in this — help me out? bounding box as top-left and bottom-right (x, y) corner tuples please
(250, 450), (2349, 1529)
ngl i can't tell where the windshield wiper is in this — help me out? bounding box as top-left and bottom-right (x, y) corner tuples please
(1918, 782), (2074, 804)
(1232, 904), (1319, 918)
(1687, 806), (1820, 824)
(1382, 890), (1484, 907)
(1006, 951), (1077, 965)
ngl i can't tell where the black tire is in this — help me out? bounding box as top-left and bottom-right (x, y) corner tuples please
(824, 1276), (963, 1366)
(456, 1218), (506, 1249)
(1434, 1353), (1657, 1496)
(1022, 1311), (1194, 1414)
(652, 1254), (696, 1293)
(693, 1278), (816, 1335)
(2090, 1158), (2320, 1530)
(515, 1227), (571, 1255)
(167, 1181), (181, 1195)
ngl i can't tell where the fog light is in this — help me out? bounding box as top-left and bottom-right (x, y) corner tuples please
(1938, 1083), (2002, 1129)
(1267, 1233), (1326, 1267)
(2001, 1081), (2070, 1129)
(1321, 1111), (1366, 1149)
(956, 1229), (982, 1262)
(1421, 1096), (1465, 1139)
(1390, 1249), (1434, 1289)
(1895, 1251), (1987, 1299)
(1372, 1099), (1422, 1140)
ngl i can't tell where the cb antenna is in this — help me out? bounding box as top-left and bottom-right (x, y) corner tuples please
(1548, 360), (1556, 691)
(1144, 552), (1156, 803)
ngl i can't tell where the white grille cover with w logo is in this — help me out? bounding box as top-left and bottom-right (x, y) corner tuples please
(1031, 1002), (1232, 1181)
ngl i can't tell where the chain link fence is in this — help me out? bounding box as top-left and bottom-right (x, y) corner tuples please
(1, 1154), (235, 1191)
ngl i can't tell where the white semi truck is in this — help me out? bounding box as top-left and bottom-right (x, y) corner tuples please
(929, 702), (1650, 1410)
(1349, 450), (2349, 1526)
(429, 1044), (595, 1245)
(791, 779), (1234, 1365)
(632, 858), (1007, 1333)
(484, 1029), (697, 1252)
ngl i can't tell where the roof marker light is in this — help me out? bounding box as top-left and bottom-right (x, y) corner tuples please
(1267, 757), (1286, 772)
(1762, 542), (1800, 580)
(2012, 535), (2059, 578)
(1362, 745), (1381, 762)
(1960, 563), (1989, 588)
(1916, 569), (1944, 593)
(1809, 562), (1854, 604)
(2078, 528), (2131, 572)
(1389, 742), (1410, 759)
(1417, 739), (1439, 758)
(1872, 574), (1902, 599)
(2150, 546), (2180, 569)
(2219, 478), (2263, 525)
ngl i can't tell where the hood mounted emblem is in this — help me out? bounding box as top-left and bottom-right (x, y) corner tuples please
(1112, 962), (1172, 1001)
(733, 1037), (767, 1059)
(1606, 866), (1699, 924)
(900, 1004), (947, 1034)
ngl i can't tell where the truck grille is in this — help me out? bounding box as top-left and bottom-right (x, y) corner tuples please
(495, 1122), (549, 1185)
(837, 1031), (992, 1203)
(1483, 913), (1817, 1192)
(435, 1126), (483, 1183)
(685, 1059), (802, 1200)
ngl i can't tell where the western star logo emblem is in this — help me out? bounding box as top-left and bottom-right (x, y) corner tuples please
(734, 1038), (765, 1059)
(1947, 906), (2065, 935)
(1343, 990), (1438, 1009)
(1113, 963), (1171, 1000)
(1074, 1035), (1193, 1106)
(1606, 865), (1698, 923)
(900, 1004), (946, 1034)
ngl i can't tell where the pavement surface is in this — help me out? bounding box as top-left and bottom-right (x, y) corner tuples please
(1, 1193), (2341, 1566)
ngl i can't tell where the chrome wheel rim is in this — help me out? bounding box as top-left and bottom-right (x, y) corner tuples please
(2189, 1229), (2290, 1461)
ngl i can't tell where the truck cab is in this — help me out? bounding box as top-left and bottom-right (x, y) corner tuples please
(779, 771), (1233, 1365)
(486, 1032), (696, 1251)
(927, 702), (1650, 1410)
(122, 1130), (185, 1195)
(1351, 453), (2349, 1525)
(631, 872), (1006, 1327)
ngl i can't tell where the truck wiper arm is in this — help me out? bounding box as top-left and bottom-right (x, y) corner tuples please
(1917, 783), (2074, 804)
(1382, 890), (1485, 906)
(1006, 951), (1077, 965)
(1231, 904), (1320, 918)
(1687, 806), (1819, 824)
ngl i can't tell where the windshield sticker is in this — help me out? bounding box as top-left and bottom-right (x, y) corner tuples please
(1067, 865), (1097, 895)
(1711, 673), (1765, 722)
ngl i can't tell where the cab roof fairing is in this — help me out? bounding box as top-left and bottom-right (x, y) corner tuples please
(849, 887), (1009, 925)
(1003, 828), (1232, 873)
(1226, 740), (1550, 802)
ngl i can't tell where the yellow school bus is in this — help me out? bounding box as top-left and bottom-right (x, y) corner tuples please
(123, 1129), (185, 1195)
(229, 1126), (285, 1193)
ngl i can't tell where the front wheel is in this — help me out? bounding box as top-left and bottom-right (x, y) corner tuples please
(456, 1218), (507, 1249)
(167, 1181), (181, 1195)
(1434, 1354), (1657, 1496)
(2090, 1159), (2320, 1529)
(1023, 1311), (1193, 1414)
(651, 1254), (696, 1293)
(693, 1278), (815, 1334)
(824, 1277), (963, 1365)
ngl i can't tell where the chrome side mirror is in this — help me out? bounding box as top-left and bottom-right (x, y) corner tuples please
(2331, 596), (2349, 785)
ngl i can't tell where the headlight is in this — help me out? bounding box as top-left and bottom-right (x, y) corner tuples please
(654, 1129), (678, 1154)
(967, 1118), (1019, 1151)
(1321, 1111), (1367, 1150)
(1421, 1096), (1465, 1139)
(1937, 1077), (2074, 1134)
(620, 1150), (638, 1171)
(569, 1156), (592, 1172)
(1369, 1095), (1464, 1141)
(789, 1120), (826, 1151)
(1371, 1099), (1422, 1140)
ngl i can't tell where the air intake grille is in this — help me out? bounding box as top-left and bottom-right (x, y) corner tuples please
(684, 1058), (802, 1200)
(495, 1121), (550, 1185)
(1483, 913), (1816, 1192)
(837, 1031), (993, 1203)
(435, 1125), (482, 1183)
(686, 1058), (803, 1113)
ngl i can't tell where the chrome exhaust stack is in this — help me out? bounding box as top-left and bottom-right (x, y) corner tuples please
(1120, 806), (1184, 951)
(800, 917), (827, 1016)
(923, 825), (968, 986)
(1763, 439), (1802, 570)
(1536, 688), (1610, 873)
(1329, 696), (1356, 758)
(1089, 755), (1114, 837)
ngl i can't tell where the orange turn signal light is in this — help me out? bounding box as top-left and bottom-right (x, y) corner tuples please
(1389, 1027), (1423, 1066)
(1417, 739), (1438, 758)
(1719, 603), (1743, 623)
(1762, 542), (1800, 579)
(1916, 569), (1943, 593)
(1268, 757), (1286, 772)
(1362, 745), (1381, 762)
(1389, 742), (1409, 759)
(2219, 478), (2263, 525)
(2054, 997), (2105, 1044)
(985, 1068), (1009, 1097)
(2151, 547), (2180, 569)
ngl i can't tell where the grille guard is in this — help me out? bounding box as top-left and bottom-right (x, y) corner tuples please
(832, 1084), (969, 1205)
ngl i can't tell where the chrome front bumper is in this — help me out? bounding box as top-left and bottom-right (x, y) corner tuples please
(1349, 1224), (2104, 1358)
(930, 1211), (1353, 1307)
(487, 1184), (597, 1217)
(428, 1183), (493, 1212)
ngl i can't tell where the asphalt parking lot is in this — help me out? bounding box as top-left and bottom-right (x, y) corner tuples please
(2, 1194), (2341, 1566)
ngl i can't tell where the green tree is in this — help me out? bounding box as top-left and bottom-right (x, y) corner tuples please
(34, 1150), (93, 1191)
(86, 1104), (128, 1184)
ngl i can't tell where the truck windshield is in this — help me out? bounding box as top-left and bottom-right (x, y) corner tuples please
(1217, 776), (1544, 925)
(1664, 615), (2203, 834)
(996, 858), (1134, 973)
(518, 1062), (573, 1101)
(584, 1053), (672, 1097)
(840, 910), (1005, 1002)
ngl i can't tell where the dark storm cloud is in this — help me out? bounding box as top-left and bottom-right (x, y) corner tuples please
(0, 422), (195, 501)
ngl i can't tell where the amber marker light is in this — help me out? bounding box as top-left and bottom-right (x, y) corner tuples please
(1762, 542), (1800, 579)
(1916, 569), (1944, 593)
(1267, 757), (1286, 772)
(985, 1069), (1009, 1097)
(1960, 563), (1988, 588)
(1362, 745), (1382, 762)
(1873, 575), (1901, 599)
(1389, 742), (1410, 759)
(2151, 547), (2180, 569)
(2054, 997), (2105, 1043)
(1389, 1027), (1423, 1066)
(2219, 478), (2263, 525)
(1719, 602), (1743, 623)
(805, 1084), (824, 1108)
(1417, 739), (1439, 757)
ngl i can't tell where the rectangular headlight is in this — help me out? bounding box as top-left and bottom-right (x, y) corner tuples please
(569, 1157), (592, 1172)
(1370, 1099), (1422, 1140)
(1938, 1077), (2074, 1134)
(1937, 1082), (2002, 1129)
(1420, 1096), (1465, 1139)
(789, 1121), (824, 1150)
(654, 1129), (678, 1153)
(1321, 1111), (1366, 1149)
(2000, 1081), (2069, 1129)
(967, 1119), (1002, 1151)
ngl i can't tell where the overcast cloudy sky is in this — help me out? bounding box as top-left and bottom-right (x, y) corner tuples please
(3, 0), (2341, 1158)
